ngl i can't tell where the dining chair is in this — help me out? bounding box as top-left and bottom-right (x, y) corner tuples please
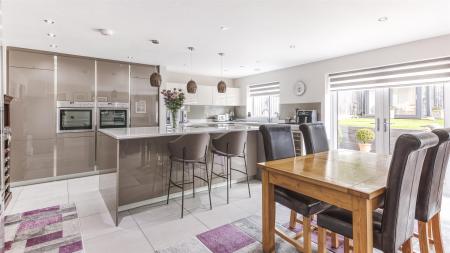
(415, 128), (450, 253)
(259, 124), (330, 253)
(316, 132), (439, 253)
(299, 122), (340, 248)
(166, 133), (212, 218)
(209, 130), (251, 204)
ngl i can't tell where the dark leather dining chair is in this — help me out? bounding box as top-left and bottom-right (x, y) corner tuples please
(415, 128), (450, 253)
(299, 123), (329, 154)
(316, 132), (439, 253)
(210, 131), (251, 204)
(166, 133), (212, 218)
(259, 124), (330, 253)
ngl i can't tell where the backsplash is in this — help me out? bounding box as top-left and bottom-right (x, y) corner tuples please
(185, 105), (236, 119)
(279, 102), (322, 121)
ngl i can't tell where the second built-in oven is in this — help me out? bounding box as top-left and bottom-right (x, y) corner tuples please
(98, 102), (129, 129)
(57, 101), (95, 133)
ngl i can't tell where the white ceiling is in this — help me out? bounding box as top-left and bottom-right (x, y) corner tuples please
(3, 0), (450, 78)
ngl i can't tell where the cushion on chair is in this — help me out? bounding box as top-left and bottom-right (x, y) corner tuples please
(275, 186), (330, 217)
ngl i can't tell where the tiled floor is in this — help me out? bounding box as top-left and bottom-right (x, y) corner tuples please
(6, 175), (450, 252)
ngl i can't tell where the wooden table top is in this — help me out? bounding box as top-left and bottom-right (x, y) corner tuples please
(257, 149), (391, 199)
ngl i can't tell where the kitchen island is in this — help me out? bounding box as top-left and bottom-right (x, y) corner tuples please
(97, 124), (262, 225)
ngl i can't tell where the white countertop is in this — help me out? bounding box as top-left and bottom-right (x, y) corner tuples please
(98, 124), (260, 140)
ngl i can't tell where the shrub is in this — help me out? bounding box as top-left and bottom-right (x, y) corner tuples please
(356, 128), (375, 144)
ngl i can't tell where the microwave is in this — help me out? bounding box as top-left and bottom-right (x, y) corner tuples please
(98, 102), (129, 129)
(57, 101), (95, 133)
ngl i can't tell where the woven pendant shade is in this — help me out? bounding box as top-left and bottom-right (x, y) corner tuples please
(150, 72), (162, 87)
(186, 80), (197, 93)
(217, 80), (226, 93)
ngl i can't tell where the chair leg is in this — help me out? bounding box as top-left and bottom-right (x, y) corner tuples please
(166, 160), (173, 204)
(226, 157), (230, 204)
(181, 161), (185, 218)
(289, 210), (297, 229)
(431, 213), (444, 253)
(205, 160), (212, 210)
(331, 232), (339, 248)
(229, 156), (232, 188)
(243, 152), (251, 198)
(344, 238), (350, 253)
(303, 216), (312, 253)
(317, 226), (327, 253)
(210, 154), (215, 187)
(192, 163), (195, 198)
(419, 221), (430, 253)
(401, 238), (413, 253)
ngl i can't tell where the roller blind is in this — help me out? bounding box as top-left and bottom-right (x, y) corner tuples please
(248, 82), (280, 96)
(329, 57), (450, 90)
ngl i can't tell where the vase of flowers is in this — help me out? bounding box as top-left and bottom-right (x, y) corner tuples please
(161, 88), (185, 128)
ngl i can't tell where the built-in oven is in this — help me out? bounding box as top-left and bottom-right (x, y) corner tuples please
(97, 102), (129, 129)
(57, 101), (95, 133)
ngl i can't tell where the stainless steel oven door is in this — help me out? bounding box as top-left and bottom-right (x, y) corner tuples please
(57, 108), (94, 133)
(99, 109), (128, 129)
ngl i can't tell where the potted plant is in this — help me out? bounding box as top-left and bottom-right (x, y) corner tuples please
(356, 128), (375, 152)
(432, 106), (443, 119)
(161, 88), (185, 128)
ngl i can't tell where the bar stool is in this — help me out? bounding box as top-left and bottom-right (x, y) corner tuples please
(166, 133), (212, 218)
(210, 130), (251, 204)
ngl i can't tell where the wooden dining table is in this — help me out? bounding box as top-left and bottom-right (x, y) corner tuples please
(257, 149), (391, 253)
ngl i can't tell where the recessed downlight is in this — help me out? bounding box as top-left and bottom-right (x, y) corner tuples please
(127, 56), (134, 60)
(289, 44), (296, 49)
(98, 28), (114, 36)
(378, 16), (388, 22)
(47, 33), (56, 38)
(220, 25), (230, 31)
(150, 39), (160, 45)
(49, 44), (58, 48)
(44, 19), (55, 24)
(240, 66), (245, 68)
(254, 68), (261, 72)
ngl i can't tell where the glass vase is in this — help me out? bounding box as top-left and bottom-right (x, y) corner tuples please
(170, 109), (179, 129)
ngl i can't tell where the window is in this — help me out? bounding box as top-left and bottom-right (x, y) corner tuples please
(247, 82), (280, 120)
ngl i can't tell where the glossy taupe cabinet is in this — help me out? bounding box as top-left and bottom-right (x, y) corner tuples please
(57, 56), (95, 102)
(56, 132), (95, 176)
(8, 51), (56, 181)
(130, 64), (159, 127)
(97, 61), (129, 103)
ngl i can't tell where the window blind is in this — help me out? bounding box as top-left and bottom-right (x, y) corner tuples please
(329, 57), (450, 90)
(248, 82), (280, 96)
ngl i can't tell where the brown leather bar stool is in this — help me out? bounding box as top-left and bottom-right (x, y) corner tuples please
(210, 130), (251, 204)
(260, 124), (331, 253)
(415, 128), (450, 253)
(316, 132), (439, 253)
(166, 133), (212, 218)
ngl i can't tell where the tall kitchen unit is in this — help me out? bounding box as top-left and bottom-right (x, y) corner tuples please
(130, 64), (159, 127)
(8, 50), (56, 182)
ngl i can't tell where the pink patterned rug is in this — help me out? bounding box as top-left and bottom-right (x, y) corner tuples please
(4, 204), (83, 253)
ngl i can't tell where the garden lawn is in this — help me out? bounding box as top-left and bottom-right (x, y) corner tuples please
(338, 117), (444, 130)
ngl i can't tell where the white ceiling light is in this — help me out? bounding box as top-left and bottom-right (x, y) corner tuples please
(47, 33), (56, 37)
(254, 68), (261, 72)
(289, 44), (296, 49)
(49, 44), (57, 48)
(220, 25), (230, 31)
(43, 19), (55, 24)
(98, 28), (114, 36)
(378, 16), (388, 22)
(150, 39), (160, 45)
(127, 56), (134, 60)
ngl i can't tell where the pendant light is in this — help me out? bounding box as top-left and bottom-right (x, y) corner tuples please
(217, 52), (226, 93)
(186, 47), (197, 94)
(150, 66), (162, 87)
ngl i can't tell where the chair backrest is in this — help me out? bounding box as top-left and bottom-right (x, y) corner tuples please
(381, 132), (438, 252)
(212, 131), (247, 156)
(259, 124), (295, 161)
(168, 133), (210, 161)
(299, 123), (329, 154)
(415, 128), (450, 222)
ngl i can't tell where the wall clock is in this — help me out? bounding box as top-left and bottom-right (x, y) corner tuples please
(294, 81), (306, 96)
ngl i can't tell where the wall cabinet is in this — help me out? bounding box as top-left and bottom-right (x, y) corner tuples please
(97, 61), (129, 103)
(8, 50), (54, 70)
(130, 64), (159, 127)
(57, 56), (95, 102)
(166, 83), (240, 106)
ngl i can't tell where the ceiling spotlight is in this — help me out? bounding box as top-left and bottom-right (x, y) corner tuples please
(127, 56), (134, 60)
(150, 39), (160, 45)
(220, 25), (230, 31)
(49, 44), (58, 48)
(289, 44), (296, 49)
(98, 28), (114, 36)
(378, 16), (388, 22)
(240, 66), (245, 68)
(254, 68), (261, 72)
(44, 19), (55, 24)
(47, 33), (56, 38)
(256, 60), (261, 63)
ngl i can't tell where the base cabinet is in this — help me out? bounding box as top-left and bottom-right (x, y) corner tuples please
(56, 133), (95, 176)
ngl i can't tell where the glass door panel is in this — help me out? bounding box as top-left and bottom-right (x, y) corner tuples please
(388, 84), (445, 154)
(337, 89), (377, 153)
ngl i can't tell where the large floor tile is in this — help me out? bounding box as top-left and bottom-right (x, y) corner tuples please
(191, 201), (253, 229)
(80, 211), (138, 240)
(130, 201), (186, 227)
(84, 228), (154, 253)
(141, 215), (208, 250)
(7, 195), (69, 215)
(68, 175), (99, 195)
(18, 180), (68, 200)
(73, 193), (109, 217)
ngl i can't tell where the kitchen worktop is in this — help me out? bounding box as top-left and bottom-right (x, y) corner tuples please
(98, 124), (260, 140)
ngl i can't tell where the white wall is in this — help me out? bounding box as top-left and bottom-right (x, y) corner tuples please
(165, 71), (234, 87)
(234, 34), (450, 120)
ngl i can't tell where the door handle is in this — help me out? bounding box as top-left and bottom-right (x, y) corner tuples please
(383, 118), (389, 132)
(370, 118), (380, 131)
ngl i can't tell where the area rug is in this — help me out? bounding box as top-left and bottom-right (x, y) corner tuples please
(157, 215), (345, 253)
(4, 203), (83, 253)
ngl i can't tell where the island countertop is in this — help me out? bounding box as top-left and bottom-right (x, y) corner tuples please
(98, 124), (260, 140)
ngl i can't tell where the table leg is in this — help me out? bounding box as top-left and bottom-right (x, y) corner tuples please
(352, 197), (373, 253)
(262, 170), (275, 253)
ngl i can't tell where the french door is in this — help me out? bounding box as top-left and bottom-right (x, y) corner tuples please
(333, 82), (450, 155)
